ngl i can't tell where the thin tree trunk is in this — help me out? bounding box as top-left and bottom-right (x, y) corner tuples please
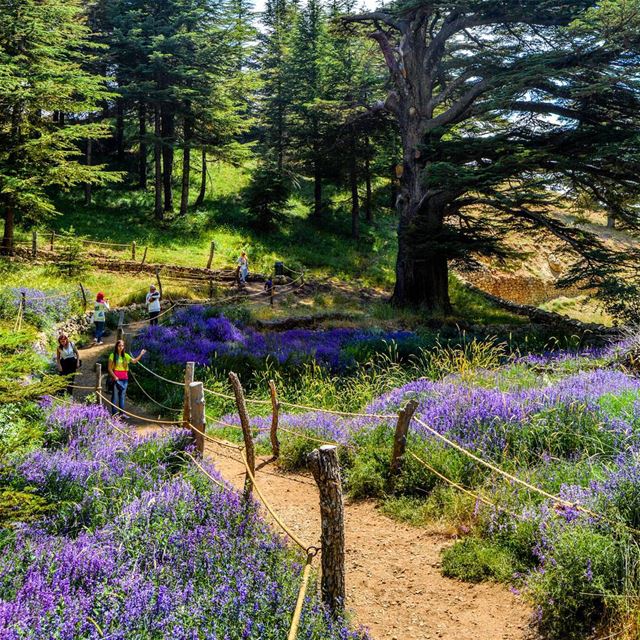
(350, 134), (360, 240)
(1, 206), (15, 255)
(179, 114), (192, 216)
(313, 159), (322, 219)
(139, 102), (147, 189)
(84, 139), (92, 206)
(115, 99), (125, 163)
(161, 105), (174, 212)
(194, 149), (207, 207)
(154, 106), (163, 221)
(364, 138), (373, 223)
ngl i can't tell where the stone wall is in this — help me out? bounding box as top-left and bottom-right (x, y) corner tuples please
(460, 270), (588, 305)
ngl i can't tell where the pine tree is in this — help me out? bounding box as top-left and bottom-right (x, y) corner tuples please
(258, 0), (299, 173)
(0, 0), (119, 253)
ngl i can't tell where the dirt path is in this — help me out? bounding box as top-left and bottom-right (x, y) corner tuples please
(206, 442), (533, 640)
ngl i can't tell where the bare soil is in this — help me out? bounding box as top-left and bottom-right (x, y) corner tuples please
(209, 444), (533, 640)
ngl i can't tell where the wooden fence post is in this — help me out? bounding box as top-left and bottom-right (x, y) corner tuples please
(389, 399), (419, 481)
(50, 231), (55, 252)
(155, 267), (163, 299)
(208, 278), (214, 300)
(31, 230), (37, 258)
(140, 246), (148, 267)
(206, 240), (215, 270)
(270, 283), (275, 306)
(268, 379), (280, 458)
(116, 309), (125, 342)
(78, 283), (87, 312)
(229, 371), (255, 496)
(308, 445), (345, 615)
(183, 361), (195, 426)
(95, 363), (102, 406)
(189, 381), (206, 454)
(131, 241), (136, 261)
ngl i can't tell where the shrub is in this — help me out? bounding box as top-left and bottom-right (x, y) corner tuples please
(441, 538), (520, 583)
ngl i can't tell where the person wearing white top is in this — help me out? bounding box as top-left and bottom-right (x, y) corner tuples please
(56, 333), (80, 395)
(146, 285), (161, 325)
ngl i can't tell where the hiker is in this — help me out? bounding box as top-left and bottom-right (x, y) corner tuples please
(107, 339), (146, 417)
(237, 251), (249, 285)
(146, 284), (161, 326)
(93, 292), (110, 345)
(56, 333), (80, 394)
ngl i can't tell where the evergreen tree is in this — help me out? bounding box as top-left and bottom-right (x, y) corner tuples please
(0, 0), (118, 253)
(344, 1), (640, 310)
(258, 0), (298, 173)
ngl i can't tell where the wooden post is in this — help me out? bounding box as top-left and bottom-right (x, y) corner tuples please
(189, 381), (205, 454)
(389, 399), (419, 480)
(79, 282), (88, 312)
(268, 379), (280, 457)
(31, 230), (37, 258)
(50, 231), (55, 252)
(270, 283), (274, 307)
(116, 309), (125, 342)
(131, 241), (136, 261)
(140, 246), (148, 266)
(208, 278), (214, 300)
(229, 371), (255, 495)
(206, 240), (215, 270)
(155, 267), (163, 299)
(183, 361), (195, 426)
(95, 363), (102, 406)
(308, 445), (345, 615)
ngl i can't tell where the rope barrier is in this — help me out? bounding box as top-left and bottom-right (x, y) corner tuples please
(240, 448), (314, 553)
(407, 451), (519, 518)
(287, 551), (316, 640)
(181, 450), (227, 489)
(412, 417), (640, 536)
(96, 392), (185, 425)
(129, 371), (181, 412)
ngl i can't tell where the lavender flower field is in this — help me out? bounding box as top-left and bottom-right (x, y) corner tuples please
(0, 400), (365, 640)
(134, 307), (640, 638)
(0, 287), (83, 329)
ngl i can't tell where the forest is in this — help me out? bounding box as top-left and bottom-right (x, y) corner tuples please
(4, 1), (640, 640)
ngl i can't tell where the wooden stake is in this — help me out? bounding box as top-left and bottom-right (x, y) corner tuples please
(140, 246), (148, 266)
(131, 241), (136, 261)
(116, 309), (125, 342)
(183, 361), (195, 426)
(189, 381), (206, 454)
(79, 282), (88, 312)
(208, 278), (214, 300)
(95, 363), (102, 406)
(268, 379), (280, 457)
(229, 371), (255, 496)
(206, 240), (215, 270)
(31, 230), (37, 258)
(308, 445), (345, 615)
(389, 399), (419, 481)
(155, 266), (163, 299)
(270, 283), (274, 306)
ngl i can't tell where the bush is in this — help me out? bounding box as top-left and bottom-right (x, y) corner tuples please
(441, 538), (520, 583)
(527, 525), (629, 639)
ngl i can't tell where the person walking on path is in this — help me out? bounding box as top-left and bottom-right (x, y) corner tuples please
(56, 334), (80, 395)
(93, 292), (110, 344)
(145, 284), (161, 325)
(237, 251), (249, 285)
(107, 339), (146, 417)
